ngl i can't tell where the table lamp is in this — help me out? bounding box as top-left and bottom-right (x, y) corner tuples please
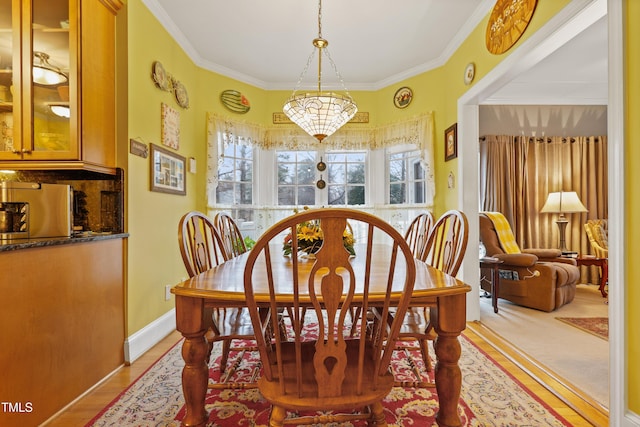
(541, 191), (588, 253)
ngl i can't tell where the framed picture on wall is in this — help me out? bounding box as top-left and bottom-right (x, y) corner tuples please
(150, 143), (186, 195)
(161, 102), (180, 150)
(444, 123), (458, 161)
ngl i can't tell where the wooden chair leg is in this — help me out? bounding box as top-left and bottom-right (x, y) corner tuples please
(220, 338), (231, 373)
(269, 405), (287, 427)
(369, 401), (388, 426)
(419, 338), (432, 372)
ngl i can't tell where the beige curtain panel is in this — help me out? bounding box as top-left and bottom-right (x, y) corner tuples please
(480, 135), (607, 285)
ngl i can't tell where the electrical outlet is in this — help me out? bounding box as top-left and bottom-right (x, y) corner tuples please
(165, 284), (172, 301)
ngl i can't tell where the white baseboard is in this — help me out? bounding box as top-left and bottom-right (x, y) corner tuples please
(124, 308), (176, 363)
(623, 411), (640, 427)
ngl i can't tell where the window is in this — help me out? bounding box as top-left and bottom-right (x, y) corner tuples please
(326, 152), (366, 205)
(276, 150), (367, 206)
(277, 151), (316, 206)
(388, 149), (426, 205)
(216, 138), (253, 206)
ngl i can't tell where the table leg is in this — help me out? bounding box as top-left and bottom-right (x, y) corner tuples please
(431, 293), (465, 427)
(491, 266), (499, 313)
(175, 296), (209, 427)
(600, 260), (608, 298)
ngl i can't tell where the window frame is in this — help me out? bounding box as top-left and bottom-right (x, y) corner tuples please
(275, 148), (368, 207)
(386, 145), (427, 206)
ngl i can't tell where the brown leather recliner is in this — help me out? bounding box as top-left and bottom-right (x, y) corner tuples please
(479, 213), (580, 312)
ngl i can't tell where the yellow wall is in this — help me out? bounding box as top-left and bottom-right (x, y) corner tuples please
(125, 1), (202, 333)
(626, 0), (639, 411)
(120, 0), (575, 332)
(123, 0), (640, 411)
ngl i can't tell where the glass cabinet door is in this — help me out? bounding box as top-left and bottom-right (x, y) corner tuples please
(0, 0), (17, 155)
(30, 0), (74, 157)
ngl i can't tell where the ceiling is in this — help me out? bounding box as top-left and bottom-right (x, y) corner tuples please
(143, 0), (608, 104)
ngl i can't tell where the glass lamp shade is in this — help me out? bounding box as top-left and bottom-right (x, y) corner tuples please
(33, 52), (68, 86)
(283, 92), (357, 142)
(49, 104), (70, 118)
(33, 66), (68, 86)
(540, 191), (588, 213)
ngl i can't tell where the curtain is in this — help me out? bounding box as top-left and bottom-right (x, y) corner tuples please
(206, 112), (436, 205)
(480, 135), (607, 284)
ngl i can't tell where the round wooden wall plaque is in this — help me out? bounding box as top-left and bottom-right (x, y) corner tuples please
(485, 0), (538, 55)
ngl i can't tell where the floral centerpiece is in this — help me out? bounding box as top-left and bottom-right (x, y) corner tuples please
(282, 209), (356, 257)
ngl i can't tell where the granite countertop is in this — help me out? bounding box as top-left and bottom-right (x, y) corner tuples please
(0, 232), (129, 252)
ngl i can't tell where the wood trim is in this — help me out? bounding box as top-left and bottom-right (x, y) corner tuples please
(466, 321), (609, 427)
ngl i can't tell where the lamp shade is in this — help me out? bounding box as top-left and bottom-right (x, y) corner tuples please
(282, 0), (357, 142)
(283, 92), (357, 142)
(540, 191), (588, 213)
(33, 52), (68, 86)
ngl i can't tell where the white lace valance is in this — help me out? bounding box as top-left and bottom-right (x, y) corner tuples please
(207, 112), (435, 204)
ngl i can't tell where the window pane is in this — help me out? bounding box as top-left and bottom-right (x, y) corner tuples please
(328, 186), (345, 205)
(412, 160), (424, 180)
(346, 152), (365, 162)
(297, 163), (315, 185)
(216, 182), (234, 204)
(278, 163), (294, 184)
(218, 157), (234, 181)
(236, 159), (253, 181)
(239, 183), (252, 204)
(277, 151), (295, 162)
(298, 186), (315, 205)
(326, 153), (344, 162)
(347, 163), (365, 184)
(278, 187), (294, 205)
(237, 143), (253, 160)
(216, 140), (253, 205)
(413, 181), (425, 204)
(298, 151), (316, 163)
(222, 143), (235, 157)
(389, 183), (405, 204)
(389, 159), (404, 182)
(347, 185), (365, 205)
(328, 163), (345, 183)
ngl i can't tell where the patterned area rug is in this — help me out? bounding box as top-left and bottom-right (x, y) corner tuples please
(86, 326), (572, 427)
(556, 316), (609, 340)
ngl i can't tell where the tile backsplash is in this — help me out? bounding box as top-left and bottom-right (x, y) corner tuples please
(0, 169), (124, 233)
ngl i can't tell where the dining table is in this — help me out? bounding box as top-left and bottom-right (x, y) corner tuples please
(171, 244), (472, 427)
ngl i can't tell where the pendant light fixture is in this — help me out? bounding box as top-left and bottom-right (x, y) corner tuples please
(282, 0), (357, 142)
(33, 52), (68, 86)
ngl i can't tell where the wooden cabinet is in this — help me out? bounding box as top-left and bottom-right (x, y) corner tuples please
(0, 237), (126, 426)
(0, 0), (122, 175)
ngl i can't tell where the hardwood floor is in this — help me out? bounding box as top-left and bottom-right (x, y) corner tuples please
(43, 328), (603, 426)
(43, 331), (183, 427)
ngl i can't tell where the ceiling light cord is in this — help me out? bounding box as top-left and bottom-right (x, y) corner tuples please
(282, 0), (357, 142)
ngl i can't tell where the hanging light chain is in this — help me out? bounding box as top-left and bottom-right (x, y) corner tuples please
(322, 46), (354, 99)
(317, 0), (323, 39)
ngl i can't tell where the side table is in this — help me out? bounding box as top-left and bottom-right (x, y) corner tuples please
(575, 256), (608, 297)
(480, 257), (504, 313)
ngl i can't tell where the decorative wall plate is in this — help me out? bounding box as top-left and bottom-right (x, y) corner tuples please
(173, 81), (189, 109)
(464, 63), (475, 85)
(220, 90), (251, 114)
(485, 0), (538, 54)
(393, 86), (413, 109)
(152, 61), (169, 91)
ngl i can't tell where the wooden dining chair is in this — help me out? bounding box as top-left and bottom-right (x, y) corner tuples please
(178, 211), (255, 386)
(244, 208), (416, 426)
(397, 209), (469, 378)
(404, 211), (435, 260)
(349, 211), (434, 336)
(214, 211), (247, 260)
